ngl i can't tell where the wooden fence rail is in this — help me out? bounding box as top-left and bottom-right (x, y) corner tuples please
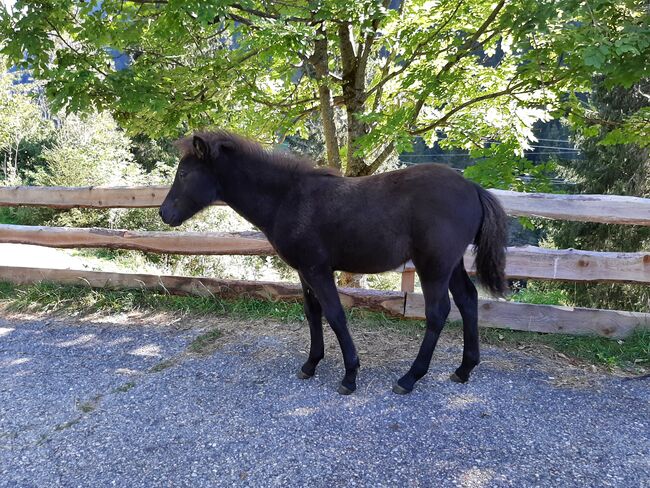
(2, 224), (649, 284)
(1, 266), (647, 339)
(0, 224), (273, 256)
(1, 185), (649, 225)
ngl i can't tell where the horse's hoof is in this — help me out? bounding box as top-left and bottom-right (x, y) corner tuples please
(296, 369), (313, 380)
(337, 384), (355, 395)
(449, 372), (467, 383)
(392, 383), (412, 395)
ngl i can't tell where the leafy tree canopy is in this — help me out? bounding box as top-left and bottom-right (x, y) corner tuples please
(2, 0), (648, 182)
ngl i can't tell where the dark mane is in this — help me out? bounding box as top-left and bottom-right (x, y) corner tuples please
(176, 130), (341, 177)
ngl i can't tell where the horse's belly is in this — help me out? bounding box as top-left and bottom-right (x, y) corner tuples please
(330, 233), (410, 274)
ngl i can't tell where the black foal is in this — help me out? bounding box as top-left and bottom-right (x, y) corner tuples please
(160, 131), (507, 394)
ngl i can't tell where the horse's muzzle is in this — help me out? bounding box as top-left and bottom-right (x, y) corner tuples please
(159, 206), (182, 227)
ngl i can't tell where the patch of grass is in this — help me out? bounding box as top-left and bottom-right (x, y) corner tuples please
(347, 307), (426, 336)
(112, 381), (136, 393)
(148, 358), (178, 373)
(1, 281), (647, 371)
(77, 402), (96, 413)
(0, 281), (14, 299)
(76, 395), (102, 413)
(0, 207), (20, 225)
(187, 328), (223, 355)
(54, 418), (81, 432)
(511, 283), (569, 306)
(4, 282), (111, 314)
(480, 326), (649, 371)
(0, 281), (305, 321)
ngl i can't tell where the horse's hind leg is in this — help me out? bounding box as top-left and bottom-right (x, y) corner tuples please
(296, 276), (325, 379)
(300, 266), (360, 395)
(448, 259), (480, 383)
(393, 270), (451, 394)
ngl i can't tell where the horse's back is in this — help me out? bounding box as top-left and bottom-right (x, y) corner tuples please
(273, 164), (483, 273)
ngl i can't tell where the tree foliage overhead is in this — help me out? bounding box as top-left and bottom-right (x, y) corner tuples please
(2, 0), (648, 180)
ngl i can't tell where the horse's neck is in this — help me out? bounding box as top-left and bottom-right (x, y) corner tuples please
(219, 163), (292, 234)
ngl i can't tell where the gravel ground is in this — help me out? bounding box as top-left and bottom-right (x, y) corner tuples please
(0, 312), (648, 488)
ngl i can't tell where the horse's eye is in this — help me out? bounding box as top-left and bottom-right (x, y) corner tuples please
(179, 171), (187, 180)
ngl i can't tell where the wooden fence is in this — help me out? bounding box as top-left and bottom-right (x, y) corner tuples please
(0, 185), (649, 339)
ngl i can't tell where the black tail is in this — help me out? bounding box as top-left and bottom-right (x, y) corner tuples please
(473, 185), (508, 297)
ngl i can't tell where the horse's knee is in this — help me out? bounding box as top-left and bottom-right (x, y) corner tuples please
(425, 301), (451, 329)
(322, 305), (345, 326)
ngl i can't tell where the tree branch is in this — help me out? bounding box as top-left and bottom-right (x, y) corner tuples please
(230, 3), (312, 23)
(366, 0), (465, 99)
(437, 0), (506, 77)
(338, 22), (357, 79)
(407, 73), (574, 136)
(355, 1), (388, 90)
(409, 86), (519, 135)
(410, 0), (507, 124)
(359, 142), (395, 176)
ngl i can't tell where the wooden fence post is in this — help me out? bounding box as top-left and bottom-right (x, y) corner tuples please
(400, 266), (416, 293)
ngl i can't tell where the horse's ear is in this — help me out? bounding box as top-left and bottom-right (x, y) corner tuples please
(214, 139), (235, 158)
(193, 136), (210, 160)
(193, 136), (234, 161)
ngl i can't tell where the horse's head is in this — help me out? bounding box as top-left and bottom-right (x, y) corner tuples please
(159, 135), (231, 227)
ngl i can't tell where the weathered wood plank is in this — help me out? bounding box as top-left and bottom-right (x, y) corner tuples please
(1, 223), (648, 283)
(2, 264), (646, 338)
(0, 266), (406, 316)
(404, 293), (649, 339)
(496, 246), (650, 283)
(1, 185), (649, 226)
(491, 189), (650, 226)
(0, 224), (273, 255)
(403, 246), (650, 284)
(0, 185), (175, 208)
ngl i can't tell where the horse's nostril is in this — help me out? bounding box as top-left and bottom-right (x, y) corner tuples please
(159, 208), (164, 218)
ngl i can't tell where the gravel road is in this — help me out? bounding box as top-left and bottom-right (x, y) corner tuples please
(1, 312), (648, 487)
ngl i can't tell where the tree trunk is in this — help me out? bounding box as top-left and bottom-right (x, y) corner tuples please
(310, 24), (341, 170)
(338, 22), (369, 177)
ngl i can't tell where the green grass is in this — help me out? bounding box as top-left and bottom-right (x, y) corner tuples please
(1, 281), (647, 371)
(510, 281), (570, 306)
(0, 281), (14, 298)
(0, 281), (306, 322)
(113, 382), (136, 393)
(480, 326), (649, 370)
(512, 287), (569, 306)
(77, 402), (97, 413)
(187, 328), (223, 355)
(0, 207), (18, 225)
(148, 359), (178, 373)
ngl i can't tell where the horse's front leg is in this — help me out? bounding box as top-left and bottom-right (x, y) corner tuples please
(300, 266), (360, 395)
(296, 276), (324, 379)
